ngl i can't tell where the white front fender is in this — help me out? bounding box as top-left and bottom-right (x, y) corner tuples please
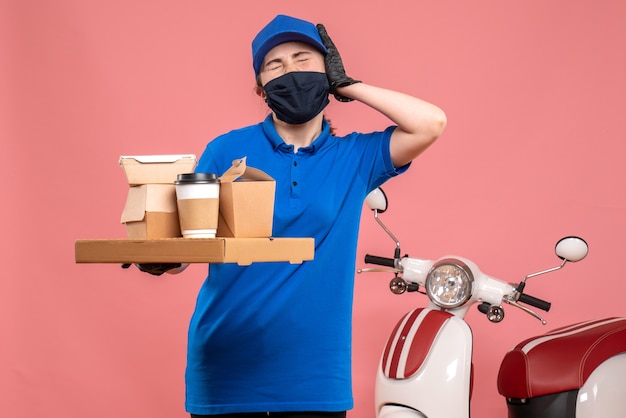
(375, 309), (473, 418)
(378, 405), (426, 418)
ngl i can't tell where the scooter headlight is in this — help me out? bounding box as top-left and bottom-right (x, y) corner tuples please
(425, 258), (474, 308)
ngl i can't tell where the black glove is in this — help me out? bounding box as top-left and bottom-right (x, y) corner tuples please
(316, 24), (361, 102)
(121, 263), (182, 276)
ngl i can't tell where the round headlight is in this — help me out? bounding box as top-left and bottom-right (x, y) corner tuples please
(425, 259), (474, 308)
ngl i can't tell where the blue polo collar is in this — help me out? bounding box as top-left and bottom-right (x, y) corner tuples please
(261, 115), (331, 154)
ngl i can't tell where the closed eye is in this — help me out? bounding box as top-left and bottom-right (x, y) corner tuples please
(293, 51), (312, 62)
(265, 60), (284, 71)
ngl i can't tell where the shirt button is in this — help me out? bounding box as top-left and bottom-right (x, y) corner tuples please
(292, 181), (298, 186)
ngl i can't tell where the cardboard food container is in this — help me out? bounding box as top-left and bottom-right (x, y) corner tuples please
(75, 237), (315, 266)
(217, 157), (276, 238)
(120, 184), (181, 239)
(119, 154), (197, 185)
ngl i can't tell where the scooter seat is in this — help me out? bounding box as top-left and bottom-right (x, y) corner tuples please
(497, 317), (626, 399)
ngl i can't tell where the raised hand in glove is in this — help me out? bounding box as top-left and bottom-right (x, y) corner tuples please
(121, 263), (182, 276)
(316, 24), (361, 102)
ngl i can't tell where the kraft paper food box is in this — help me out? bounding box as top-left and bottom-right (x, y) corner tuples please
(217, 157), (276, 238)
(119, 154), (197, 185)
(120, 184), (181, 239)
(119, 154), (197, 239)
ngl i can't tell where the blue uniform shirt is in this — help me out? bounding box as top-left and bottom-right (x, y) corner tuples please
(185, 115), (408, 414)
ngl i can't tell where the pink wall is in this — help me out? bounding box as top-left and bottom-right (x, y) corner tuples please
(2, 1), (625, 417)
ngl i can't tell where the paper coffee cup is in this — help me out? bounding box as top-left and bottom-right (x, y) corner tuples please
(174, 173), (220, 239)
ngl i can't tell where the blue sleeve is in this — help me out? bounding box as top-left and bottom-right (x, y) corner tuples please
(195, 144), (217, 174)
(355, 126), (411, 192)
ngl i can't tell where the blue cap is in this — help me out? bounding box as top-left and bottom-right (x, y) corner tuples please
(252, 15), (327, 76)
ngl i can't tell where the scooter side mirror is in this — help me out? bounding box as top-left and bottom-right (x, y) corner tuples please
(365, 188), (388, 213)
(555, 236), (589, 262)
(364, 187), (401, 258)
(523, 236), (589, 284)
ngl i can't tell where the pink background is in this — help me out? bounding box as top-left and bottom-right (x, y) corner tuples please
(2, 1), (625, 417)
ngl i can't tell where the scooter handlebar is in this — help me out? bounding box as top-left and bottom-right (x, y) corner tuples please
(364, 254), (396, 268)
(518, 293), (552, 312)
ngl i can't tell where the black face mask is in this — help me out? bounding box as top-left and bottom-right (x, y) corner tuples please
(263, 71), (330, 124)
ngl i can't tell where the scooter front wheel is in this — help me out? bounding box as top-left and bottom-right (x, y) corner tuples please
(378, 405), (427, 418)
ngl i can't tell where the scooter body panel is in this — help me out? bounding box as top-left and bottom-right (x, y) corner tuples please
(576, 352), (626, 418)
(375, 308), (473, 418)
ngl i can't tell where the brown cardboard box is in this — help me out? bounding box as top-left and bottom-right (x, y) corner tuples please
(119, 154), (197, 185)
(120, 184), (181, 239)
(217, 157), (275, 238)
(74, 237), (315, 266)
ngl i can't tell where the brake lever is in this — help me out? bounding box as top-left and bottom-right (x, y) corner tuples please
(357, 267), (399, 274)
(503, 299), (547, 325)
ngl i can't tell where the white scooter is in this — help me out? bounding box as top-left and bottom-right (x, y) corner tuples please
(358, 188), (626, 418)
